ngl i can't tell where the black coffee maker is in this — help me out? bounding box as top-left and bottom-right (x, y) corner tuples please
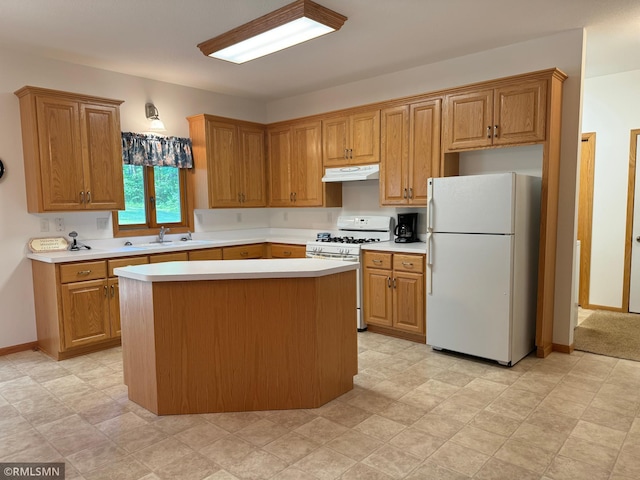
(394, 213), (418, 243)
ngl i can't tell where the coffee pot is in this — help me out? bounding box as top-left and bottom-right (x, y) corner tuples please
(394, 213), (418, 243)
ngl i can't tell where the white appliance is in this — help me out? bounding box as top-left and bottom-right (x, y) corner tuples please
(322, 164), (380, 182)
(426, 173), (541, 366)
(306, 215), (392, 331)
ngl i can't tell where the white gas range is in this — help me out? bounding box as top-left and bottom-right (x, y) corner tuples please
(305, 215), (393, 331)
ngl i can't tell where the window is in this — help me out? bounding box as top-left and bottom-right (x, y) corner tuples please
(114, 132), (194, 237)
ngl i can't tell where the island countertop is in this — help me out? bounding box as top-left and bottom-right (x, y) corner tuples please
(114, 258), (358, 282)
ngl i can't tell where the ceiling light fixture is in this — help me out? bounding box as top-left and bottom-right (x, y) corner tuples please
(145, 103), (166, 132)
(197, 0), (347, 64)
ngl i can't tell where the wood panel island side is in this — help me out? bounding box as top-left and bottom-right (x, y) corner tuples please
(114, 259), (358, 415)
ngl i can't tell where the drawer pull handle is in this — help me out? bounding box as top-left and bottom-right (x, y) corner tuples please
(402, 262), (414, 267)
(387, 276), (391, 288)
(240, 251), (249, 257)
(77, 270), (92, 275)
(104, 285), (108, 297)
(393, 278), (397, 289)
(111, 284), (115, 297)
(373, 259), (382, 264)
(283, 251), (291, 256)
(487, 125), (491, 138)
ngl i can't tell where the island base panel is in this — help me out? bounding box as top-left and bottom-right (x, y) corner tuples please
(120, 271), (357, 415)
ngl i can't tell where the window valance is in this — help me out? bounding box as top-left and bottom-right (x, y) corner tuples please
(121, 132), (193, 168)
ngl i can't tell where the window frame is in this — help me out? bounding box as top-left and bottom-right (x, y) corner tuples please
(112, 165), (194, 238)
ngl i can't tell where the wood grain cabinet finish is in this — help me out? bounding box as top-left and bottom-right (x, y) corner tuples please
(443, 79), (547, 152)
(149, 252), (189, 263)
(188, 114), (266, 208)
(222, 243), (265, 260)
(15, 86), (124, 212)
(363, 251), (426, 342)
(269, 243), (307, 258)
(322, 110), (380, 167)
(188, 248), (223, 261)
(267, 121), (342, 207)
(32, 256), (152, 359)
(380, 100), (441, 205)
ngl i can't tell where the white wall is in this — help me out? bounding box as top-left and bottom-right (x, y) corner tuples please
(0, 46), (265, 349)
(0, 29), (585, 350)
(582, 69), (640, 308)
(267, 30), (586, 347)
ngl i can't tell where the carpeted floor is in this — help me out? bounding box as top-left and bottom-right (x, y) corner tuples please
(574, 310), (640, 361)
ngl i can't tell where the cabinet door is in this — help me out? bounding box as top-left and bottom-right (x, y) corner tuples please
(291, 122), (323, 206)
(149, 252), (189, 263)
(363, 267), (393, 327)
(443, 90), (493, 151)
(408, 100), (441, 204)
(207, 120), (241, 207)
(35, 96), (85, 211)
(350, 110), (380, 165)
(322, 116), (349, 167)
(393, 271), (425, 334)
(493, 80), (546, 146)
(267, 127), (293, 206)
(239, 126), (266, 207)
(80, 103), (125, 210)
(61, 279), (110, 349)
(222, 243), (264, 260)
(380, 106), (409, 205)
(108, 278), (121, 338)
(188, 248), (223, 260)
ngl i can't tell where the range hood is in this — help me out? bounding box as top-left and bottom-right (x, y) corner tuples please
(322, 164), (380, 182)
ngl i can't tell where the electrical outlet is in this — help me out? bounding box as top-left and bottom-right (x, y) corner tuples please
(97, 218), (108, 230)
(54, 217), (64, 232)
(40, 218), (49, 232)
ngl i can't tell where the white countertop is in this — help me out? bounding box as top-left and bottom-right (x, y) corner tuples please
(27, 228), (426, 263)
(114, 258), (358, 282)
(362, 240), (427, 254)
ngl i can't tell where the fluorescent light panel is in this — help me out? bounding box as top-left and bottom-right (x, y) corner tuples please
(198, 0), (346, 64)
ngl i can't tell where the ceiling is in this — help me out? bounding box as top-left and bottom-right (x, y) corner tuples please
(0, 0), (639, 101)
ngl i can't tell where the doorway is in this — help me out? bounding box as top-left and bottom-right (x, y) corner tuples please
(577, 133), (596, 308)
(624, 129), (640, 313)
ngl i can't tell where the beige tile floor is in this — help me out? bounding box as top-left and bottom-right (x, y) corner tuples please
(1, 332), (640, 479)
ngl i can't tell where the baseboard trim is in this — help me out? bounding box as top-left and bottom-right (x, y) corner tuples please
(552, 343), (574, 354)
(366, 325), (426, 344)
(536, 344), (553, 358)
(582, 303), (625, 313)
(0, 341), (38, 357)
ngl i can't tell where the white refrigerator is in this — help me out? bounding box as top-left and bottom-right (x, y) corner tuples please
(426, 173), (541, 366)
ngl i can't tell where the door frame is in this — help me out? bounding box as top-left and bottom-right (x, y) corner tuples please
(578, 133), (596, 308)
(623, 129), (639, 312)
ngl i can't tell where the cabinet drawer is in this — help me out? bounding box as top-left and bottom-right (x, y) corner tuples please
(189, 248), (222, 261)
(107, 256), (149, 277)
(393, 254), (424, 273)
(149, 252), (189, 263)
(59, 261), (107, 283)
(363, 251), (392, 269)
(223, 243), (264, 260)
(270, 243), (306, 258)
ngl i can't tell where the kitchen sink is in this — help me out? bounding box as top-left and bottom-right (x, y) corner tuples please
(132, 240), (216, 249)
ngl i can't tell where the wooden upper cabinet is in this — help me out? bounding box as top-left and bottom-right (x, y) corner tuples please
(267, 121), (341, 208)
(443, 79), (546, 152)
(381, 99), (441, 206)
(15, 86), (124, 213)
(322, 109), (380, 167)
(188, 114), (266, 209)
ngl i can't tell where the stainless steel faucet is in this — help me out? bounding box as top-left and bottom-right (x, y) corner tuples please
(158, 226), (170, 243)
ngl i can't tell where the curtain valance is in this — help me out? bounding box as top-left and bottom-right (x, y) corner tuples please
(121, 132), (193, 168)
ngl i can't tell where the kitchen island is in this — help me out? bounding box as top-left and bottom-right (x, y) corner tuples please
(114, 259), (358, 415)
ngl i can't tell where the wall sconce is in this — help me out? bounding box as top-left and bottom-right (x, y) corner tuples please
(145, 103), (166, 132)
(197, 0), (347, 64)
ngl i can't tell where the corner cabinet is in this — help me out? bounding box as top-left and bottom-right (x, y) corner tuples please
(443, 78), (547, 151)
(188, 114), (266, 208)
(380, 99), (441, 205)
(362, 251), (426, 343)
(267, 121), (342, 207)
(15, 86), (125, 212)
(322, 110), (380, 167)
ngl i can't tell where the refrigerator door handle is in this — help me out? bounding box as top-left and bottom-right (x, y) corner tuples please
(426, 233), (433, 295)
(427, 178), (434, 232)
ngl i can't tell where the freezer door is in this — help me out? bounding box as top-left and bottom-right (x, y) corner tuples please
(429, 173), (515, 234)
(427, 233), (513, 364)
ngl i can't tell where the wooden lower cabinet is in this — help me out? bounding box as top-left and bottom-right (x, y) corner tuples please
(268, 243), (306, 259)
(363, 251), (426, 343)
(222, 243), (265, 260)
(149, 252), (189, 263)
(188, 248), (222, 260)
(31, 255), (149, 360)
